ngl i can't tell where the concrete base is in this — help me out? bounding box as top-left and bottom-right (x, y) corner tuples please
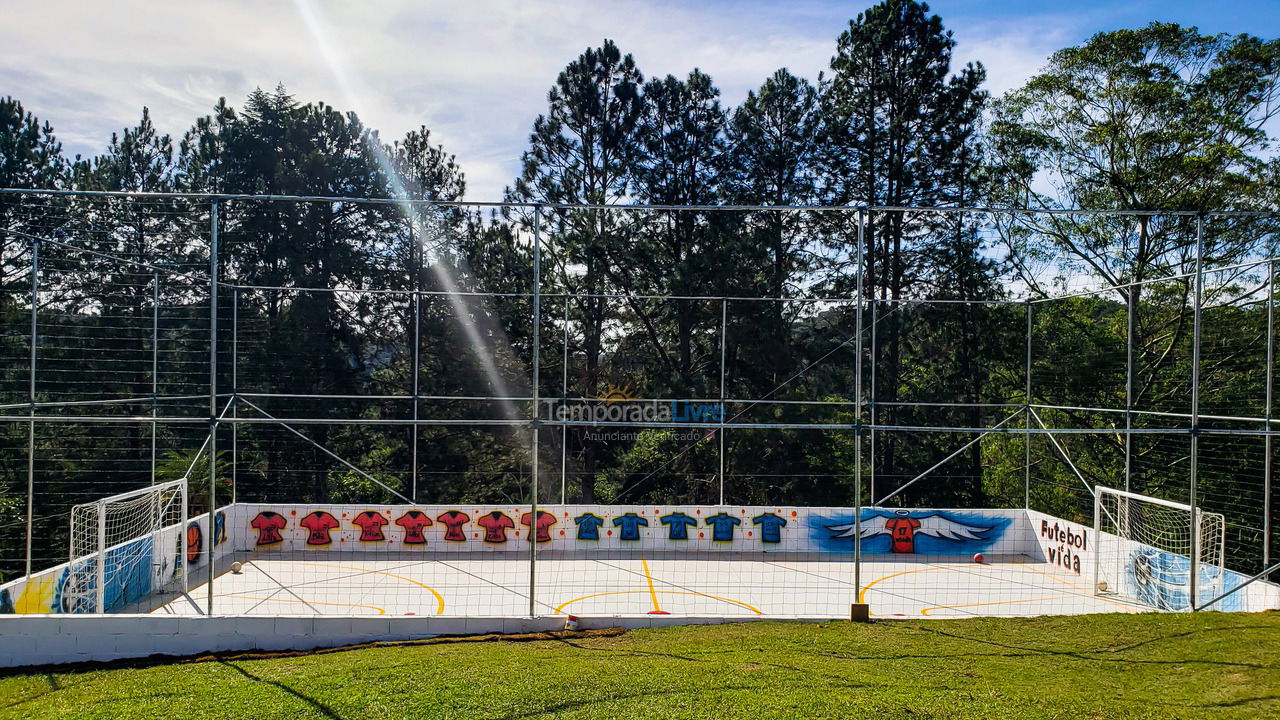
(0, 613), (796, 669)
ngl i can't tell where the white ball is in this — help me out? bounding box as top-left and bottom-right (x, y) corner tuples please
(1096, 580), (1109, 593)
(230, 561), (244, 574)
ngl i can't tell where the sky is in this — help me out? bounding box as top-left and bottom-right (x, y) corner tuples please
(2, 0), (1278, 201)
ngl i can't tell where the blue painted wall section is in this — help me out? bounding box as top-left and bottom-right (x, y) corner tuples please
(810, 508), (1010, 554)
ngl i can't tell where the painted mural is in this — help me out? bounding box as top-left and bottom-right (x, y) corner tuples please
(4, 504), (1276, 614)
(0, 509), (227, 615)
(813, 509), (1009, 554)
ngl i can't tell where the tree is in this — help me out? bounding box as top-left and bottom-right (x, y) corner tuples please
(988, 23), (1280, 501)
(722, 69), (821, 389)
(510, 40), (645, 502)
(819, 0), (990, 503)
(626, 69), (728, 395)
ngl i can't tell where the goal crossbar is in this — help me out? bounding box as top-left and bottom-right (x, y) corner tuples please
(1093, 485), (1225, 612)
(68, 479), (188, 614)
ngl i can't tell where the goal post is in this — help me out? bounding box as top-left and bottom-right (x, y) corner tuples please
(1093, 485), (1225, 611)
(68, 479), (187, 614)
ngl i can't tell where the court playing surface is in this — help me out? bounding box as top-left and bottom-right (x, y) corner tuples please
(150, 551), (1139, 619)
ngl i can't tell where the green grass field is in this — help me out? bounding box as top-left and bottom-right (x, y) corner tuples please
(1, 612), (1277, 719)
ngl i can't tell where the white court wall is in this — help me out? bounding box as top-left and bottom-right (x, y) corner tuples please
(225, 504), (1035, 557)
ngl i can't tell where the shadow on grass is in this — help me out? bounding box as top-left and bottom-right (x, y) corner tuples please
(218, 660), (343, 719)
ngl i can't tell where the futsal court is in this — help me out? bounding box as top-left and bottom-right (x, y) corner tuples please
(151, 550), (1138, 619)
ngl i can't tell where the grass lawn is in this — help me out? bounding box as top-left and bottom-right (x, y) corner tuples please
(1, 612), (1277, 719)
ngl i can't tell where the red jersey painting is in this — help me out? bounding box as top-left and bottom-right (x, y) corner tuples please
(827, 510), (995, 554)
(437, 511), (470, 542)
(885, 516), (922, 553)
(396, 511), (433, 545)
(299, 510), (339, 546)
(250, 511), (287, 546)
(519, 510), (557, 543)
(352, 511), (389, 542)
(476, 511), (514, 543)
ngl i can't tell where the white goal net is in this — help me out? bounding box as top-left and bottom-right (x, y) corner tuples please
(67, 479), (187, 614)
(1093, 486), (1225, 611)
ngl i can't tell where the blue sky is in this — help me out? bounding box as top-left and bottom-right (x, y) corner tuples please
(2, 0), (1277, 200)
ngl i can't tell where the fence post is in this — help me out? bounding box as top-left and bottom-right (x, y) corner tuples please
(152, 271), (160, 485)
(1025, 300), (1032, 510)
(870, 293), (877, 505)
(412, 291), (420, 503)
(207, 199), (220, 616)
(561, 297), (569, 504)
(853, 208), (866, 606)
(529, 204), (542, 618)
(1265, 258), (1274, 571)
(231, 286), (239, 504)
(719, 297), (727, 506)
(96, 498), (106, 613)
(26, 236), (38, 579)
(1189, 213), (1204, 610)
(1125, 275), (1135, 493)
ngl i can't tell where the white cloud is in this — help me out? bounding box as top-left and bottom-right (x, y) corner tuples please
(0, 0), (1075, 200)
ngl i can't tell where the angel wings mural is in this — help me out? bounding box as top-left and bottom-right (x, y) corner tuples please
(827, 510), (994, 553)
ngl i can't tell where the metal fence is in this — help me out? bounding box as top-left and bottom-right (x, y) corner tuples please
(1, 188), (1278, 616)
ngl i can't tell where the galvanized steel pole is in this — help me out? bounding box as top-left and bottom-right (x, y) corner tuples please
(207, 200), (219, 616)
(529, 205), (542, 617)
(1266, 259), (1274, 570)
(25, 236), (38, 578)
(1189, 215), (1204, 610)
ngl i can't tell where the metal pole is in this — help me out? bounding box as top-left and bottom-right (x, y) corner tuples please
(719, 297), (727, 506)
(96, 498), (106, 614)
(25, 237), (38, 578)
(181, 483), (188, 594)
(1125, 282), (1135, 493)
(560, 297), (568, 504)
(412, 291), (420, 503)
(853, 209), (865, 600)
(1265, 258), (1274, 570)
(1189, 214), (1204, 611)
(207, 200), (219, 616)
(869, 296), (877, 505)
(529, 205), (542, 617)
(151, 271), (160, 485)
(1024, 300), (1032, 509)
(230, 287), (237, 504)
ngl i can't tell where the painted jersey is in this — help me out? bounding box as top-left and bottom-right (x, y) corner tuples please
(396, 511), (433, 544)
(705, 513), (741, 542)
(612, 512), (649, 541)
(886, 516), (922, 553)
(477, 511), (515, 543)
(574, 513), (605, 540)
(520, 510), (557, 543)
(660, 512), (698, 540)
(214, 510), (227, 546)
(250, 511), (287, 546)
(437, 511), (470, 542)
(186, 523), (203, 563)
(352, 511), (389, 542)
(299, 510), (339, 546)
(752, 512), (787, 543)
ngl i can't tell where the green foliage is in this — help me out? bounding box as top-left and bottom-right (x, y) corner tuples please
(3, 614), (1279, 719)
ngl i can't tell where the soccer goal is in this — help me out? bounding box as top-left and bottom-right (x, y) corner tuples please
(67, 479), (187, 614)
(1093, 486), (1226, 611)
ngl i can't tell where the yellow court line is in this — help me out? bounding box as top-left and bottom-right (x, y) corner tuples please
(216, 593), (386, 614)
(921, 596), (1061, 616)
(1016, 563), (1138, 614)
(857, 564), (973, 605)
(555, 590), (762, 615)
(640, 557), (663, 614)
(318, 562), (446, 615)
